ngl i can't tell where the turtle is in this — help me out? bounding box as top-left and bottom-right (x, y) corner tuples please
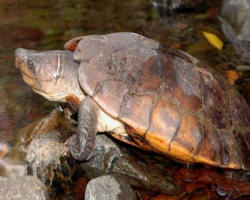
(15, 32), (250, 170)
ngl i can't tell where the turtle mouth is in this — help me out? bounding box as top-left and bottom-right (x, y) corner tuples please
(20, 71), (66, 102)
(16, 64), (36, 86)
(15, 56), (24, 69)
(32, 89), (67, 102)
(15, 57), (34, 78)
(16, 57), (43, 93)
(18, 67), (34, 81)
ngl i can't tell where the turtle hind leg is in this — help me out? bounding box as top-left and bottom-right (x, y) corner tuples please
(66, 97), (98, 161)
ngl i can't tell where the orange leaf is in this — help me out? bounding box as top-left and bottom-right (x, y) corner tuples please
(226, 70), (239, 85)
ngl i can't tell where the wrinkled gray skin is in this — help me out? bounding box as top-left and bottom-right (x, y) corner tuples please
(68, 97), (98, 160)
(15, 48), (97, 161)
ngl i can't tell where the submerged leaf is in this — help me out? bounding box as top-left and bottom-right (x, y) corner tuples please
(226, 70), (239, 85)
(202, 31), (223, 50)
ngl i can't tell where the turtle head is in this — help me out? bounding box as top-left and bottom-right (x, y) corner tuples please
(15, 48), (82, 102)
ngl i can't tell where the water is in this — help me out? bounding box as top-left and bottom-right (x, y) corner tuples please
(0, 0), (249, 196)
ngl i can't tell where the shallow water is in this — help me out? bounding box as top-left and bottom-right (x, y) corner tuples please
(0, 0), (249, 191)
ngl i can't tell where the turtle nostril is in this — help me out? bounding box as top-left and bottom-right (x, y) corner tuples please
(15, 57), (24, 69)
(15, 48), (27, 69)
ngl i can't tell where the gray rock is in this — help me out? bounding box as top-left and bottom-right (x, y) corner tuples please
(80, 134), (179, 194)
(26, 130), (68, 178)
(152, 0), (209, 16)
(26, 130), (77, 196)
(219, 0), (250, 63)
(0, 176), (47, 200)
(0, 157), (26, 178)
(85, 175), (137, 200)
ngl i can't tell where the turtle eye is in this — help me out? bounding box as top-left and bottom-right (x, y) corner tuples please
(27, 59), (34, 69)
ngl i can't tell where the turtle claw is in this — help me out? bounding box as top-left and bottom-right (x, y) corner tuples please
(66, 134), (93, 161)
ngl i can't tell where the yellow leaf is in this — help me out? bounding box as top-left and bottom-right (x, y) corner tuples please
(202, 31), (223, 50)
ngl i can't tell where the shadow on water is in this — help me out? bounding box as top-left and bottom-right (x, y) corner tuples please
(0, 0), (249, 198)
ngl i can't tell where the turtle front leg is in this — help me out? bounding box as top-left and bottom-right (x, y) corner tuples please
(66, 97), (98, 161)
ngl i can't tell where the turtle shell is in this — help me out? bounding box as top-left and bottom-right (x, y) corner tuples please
(66, 33), (250, 170)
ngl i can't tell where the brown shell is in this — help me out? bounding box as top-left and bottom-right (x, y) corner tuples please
(67, 33), (250, 170)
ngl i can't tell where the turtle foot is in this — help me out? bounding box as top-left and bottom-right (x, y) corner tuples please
(66, 134), (93, 161)
(66, 97), (98, 161)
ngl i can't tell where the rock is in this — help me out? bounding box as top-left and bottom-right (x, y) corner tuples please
(152, 0), (210, 16)
(25, 106), (75, 180)
(85, 175), (137, 200)
(219, 0), (250, 63)
(26, 130), (77, 197)
(0, 176), (47, 200)
(24, 106), (78, 197)
(26, 130), (68, 177)
(0, 157), (26, 177)
(80, 134), (180, 195)
(26, 105), (75, 143)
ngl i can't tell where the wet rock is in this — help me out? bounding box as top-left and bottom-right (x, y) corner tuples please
(85, 175), (137, 200)
(26, 105), (75, 143)
(26, 130), (77, 197)
(0, 157), (26, 177)
(25, 106), (74, 168)
(80, 134), (180, 195)
(26, 130), (68, 177)
(0, 176), (47, 200)
(219, 0), (250, 63)
(0, 107), (71, 178)
(24, 107), (78, 197)
(152, 0), (211, 16)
